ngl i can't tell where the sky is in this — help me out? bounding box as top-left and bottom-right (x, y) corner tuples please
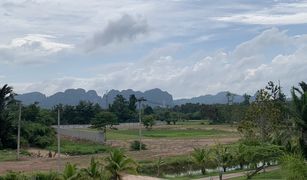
(0, 0), (307, 99)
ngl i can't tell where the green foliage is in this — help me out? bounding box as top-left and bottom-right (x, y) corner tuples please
(128, 95), (137, 112)
(62, 163), (79, 180)
(48, 139), (109, 155)
(191, 147), (211, 175)
(280, 154), (307, 180)
(142, 115), (155, 129)
(0, 171), (29, 180)
(0, 84), (15, 149)
(80, 157), (103, 179)
(106, 128), (233, 140)
(33, 172), (59, 180)
(143, 106), (154, 115)
(291, 81), (307, 157)
(238, 81), (288, 144)
(110, 95), (135, 122)
(138, 156), (198, 176)
(91, 111), (117, 130)
(105, 148), (137, 179)
(22, 122), (55, 148)
(56, 101), (101, 125)
(211, 143), (233, 173)
(130, 140), (147, 151)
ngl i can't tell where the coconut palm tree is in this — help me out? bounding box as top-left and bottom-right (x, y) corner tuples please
(291, 81), (307, 156)
(191, 147), (211, 175)
(81, 157), (102, 179)
(105, 149), (137, 180)
(0, 84), (15, 148)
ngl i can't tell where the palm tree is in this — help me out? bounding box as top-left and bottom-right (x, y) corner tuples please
(191, 147), (211, 175)
(0, 84), (15, 112)
(0, 84), (15, 148)
(105, 149), (137, 180)
(291, 81), (307, 156)
(62, 163), (80, 180)
(81, 157), (102, 179)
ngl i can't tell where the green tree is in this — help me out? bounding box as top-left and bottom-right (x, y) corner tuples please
(291, 81), (307, 156)
(128, 95), (137, 112)
(110, 95), (132, 122)
(191, 147), (211, 175)
(238, 81), (286, 143)
(91, 111), (117, 142)
(0, 84), (15, 149)
(105, 149), (137, 180)
(242, 93), (251, 105)
(142, 115), (155, 130)
(212, 143), (232, 178)
(144, 106), (154, 115)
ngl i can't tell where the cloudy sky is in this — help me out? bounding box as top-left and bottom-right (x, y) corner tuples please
(1, 0), (307, 99)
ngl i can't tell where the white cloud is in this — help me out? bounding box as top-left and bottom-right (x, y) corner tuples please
(0, 34), (74, 64)
(13, 28), (307, 98)
(215, 1), (307, 25)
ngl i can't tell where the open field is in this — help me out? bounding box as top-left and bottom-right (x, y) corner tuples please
(47, 138), (111, 155)
(0, 122), (240, 176)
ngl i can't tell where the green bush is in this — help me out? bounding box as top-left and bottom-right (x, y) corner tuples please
(22, 122), (55, 148)
(280, 154), (307, 180)
(33, 172), (59, 180)
(0, 171), (30, 180)
(130, 140), (146, 151)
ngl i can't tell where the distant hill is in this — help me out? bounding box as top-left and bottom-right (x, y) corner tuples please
(16, 88), (252, 108)
(173, 91), (246, 105)
(16, 88), (173, 108)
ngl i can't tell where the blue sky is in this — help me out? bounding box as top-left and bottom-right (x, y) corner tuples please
(0, 0), (307, 99)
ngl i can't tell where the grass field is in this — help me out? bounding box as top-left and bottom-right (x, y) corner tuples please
(106, 129), (235, 140)
(78, 122), (237, 140)
(47, 138), (111, 155)
(0, 149), (29, 162)
(0, 150), (17, 162)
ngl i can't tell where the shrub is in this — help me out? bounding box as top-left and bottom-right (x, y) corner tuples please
(0, 171), (30, 180)
(130, 140), (146, 151)
(33, 172), (59, 180)
(280, 154), (307, 180)
(142, 115), (155, 130)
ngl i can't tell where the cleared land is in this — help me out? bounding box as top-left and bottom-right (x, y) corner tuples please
(0, 122), (239, 175)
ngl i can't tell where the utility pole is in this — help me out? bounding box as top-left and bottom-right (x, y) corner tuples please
(137, 97), (146, 151)
(57, 108), (61, 172)
(17, 103), (21, 160)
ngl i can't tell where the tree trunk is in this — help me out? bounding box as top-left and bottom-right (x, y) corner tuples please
(219, 171), (223, 180)
(239, 163), (243, 170)
(201, 167), (206, 175)
(247, 165), (264, 179)
(223, 166), (226, 172)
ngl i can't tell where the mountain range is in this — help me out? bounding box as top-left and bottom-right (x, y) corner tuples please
(16, 88), (249, 108)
